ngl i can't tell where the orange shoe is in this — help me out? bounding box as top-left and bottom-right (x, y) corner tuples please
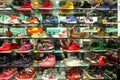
(22, 17), (40, 24)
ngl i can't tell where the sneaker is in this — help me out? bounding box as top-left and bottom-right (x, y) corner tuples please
(0, 56), (11, 67)
(31, 31), (49, 38)
(0, 3), (13, 10)
(62, 57), (81, 66)
(59, 0), (74, 15)
(12, 58), (32, 67)
(22, 17), (40, 24)
(39, 54), (56, 67)
(81, 1), (91, 8)
(26, 27), (43, 34)
(42, 17), (58, 24)
(31, 0), (39, 8)
(0, 43), (12, 52)
(52, 30), (67, 38)
(0, 67), (17, 80)
(15, 68), (36, 80)
(17, 1), (32, 14)
(0, 15), (21, 24)
(61, 16), (77, 23)
(88, 41), (105, 50)
(62, 40), (80, 52)
(42, 69), (59, 80)
(38, 0), (52, 9)
(38, 40), (54, 52)
(15, 43), (34, 53)
(78, 16), (93, 23)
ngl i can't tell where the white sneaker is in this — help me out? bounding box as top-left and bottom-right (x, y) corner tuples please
(52, 30), (67, 38)
(1, 15), (21, 24)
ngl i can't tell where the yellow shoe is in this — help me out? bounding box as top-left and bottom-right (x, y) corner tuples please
(60, 0), (74, 15)
(96, 0), (103, 6)
(31, 0), (39, 8)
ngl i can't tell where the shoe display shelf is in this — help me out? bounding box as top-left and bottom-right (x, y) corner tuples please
(0, 0), (119, 80)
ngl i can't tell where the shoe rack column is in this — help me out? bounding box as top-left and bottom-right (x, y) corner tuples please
(118, 0), (120, 36)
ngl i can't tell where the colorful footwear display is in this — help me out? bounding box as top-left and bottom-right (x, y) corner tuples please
(39, 54), (56, 67)
(0, 0), (118, 80)
(0, 15), (21, 24)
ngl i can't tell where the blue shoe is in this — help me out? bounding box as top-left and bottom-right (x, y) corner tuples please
(42, 17), (58, 24)
(0, 3), (13, 10)
(97, 3), (110, 9)
(61, 16), (77, 23)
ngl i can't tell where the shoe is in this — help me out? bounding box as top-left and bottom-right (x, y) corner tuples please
(12, 58), (32, 67)
(62, 40), (80, 52)
(39, 54), (56, 67)
(15, 68), (36, 80)
(22, 17), (40, 24)
(71, 32), (89, 38)
(0, 3), (13, 10)
(88, 41), (105, 50)
(38, 40), (54, 52)
(31, 31), (49, 38)
(52, 30), (67, 38)
(0, 67), (17, 80)
(26, 27), (43, 34)
(42, 68), (59, 80)
(85, 55), (107, 66)
(15, 43), (33, 53)
(61, 16), (77, 23)
(17, 1), (32, 14)
(81, 1), (91, 8)
(62, 57), (81, 66)
(78, 16), (93, 23)
(65, 68), (83, 80)
(42, 17), (58, 24)
(60, 0), (74, 15)
(0, 15), (21, 24)
(31, 0), (39, 8)
(0, 43), (11, 51)
(38, 0), (52, 9)
(0, 56), (11, 67)
(105, 40), (119, 49)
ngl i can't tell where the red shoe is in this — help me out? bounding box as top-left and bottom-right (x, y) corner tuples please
(111, 55), (118, 64)
(0, 67), (17, 79)
(15, 68), (35, 80)
(0, 43), (11, 51)
(17, 2), (32, 15)
(38, 0), (52, 9)
(11, 43), (18, 49)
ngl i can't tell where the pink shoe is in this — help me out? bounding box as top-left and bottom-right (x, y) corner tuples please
(39, 54), (56, 67)
(15, 44), (34, 53)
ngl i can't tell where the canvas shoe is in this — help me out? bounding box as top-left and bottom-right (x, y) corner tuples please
(61, 16), (77, 23)
(0, 15), (21, 24)
(78, 16), (93, 23)
(38, 0), (52, 9)
(0, 2), (13, 10)
(0, 43), (11, 52)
